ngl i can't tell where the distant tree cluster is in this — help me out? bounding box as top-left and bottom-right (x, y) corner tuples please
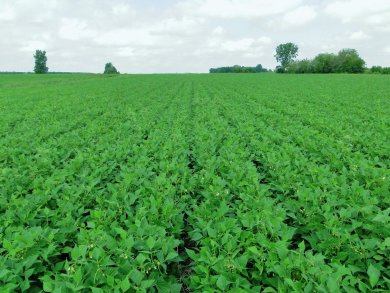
(104, 62), (120, 74)
(209, 64), (269, 73)
(274, 43), (366, 74)
(369, 66), (390, 74)
(287, 49), (366, 74)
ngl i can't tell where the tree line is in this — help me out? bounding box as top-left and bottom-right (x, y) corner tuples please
(209, 64), (270, 73)
(210, 43), (389, 75)
(287, 49), (366, 74)
(274, 42), (389, 74)
(370, 66), (390, 74)
(30, 48), (390, 75)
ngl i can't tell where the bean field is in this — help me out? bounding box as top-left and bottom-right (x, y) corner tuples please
(0, 74), (389, 292)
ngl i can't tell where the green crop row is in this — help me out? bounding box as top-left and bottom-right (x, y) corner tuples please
(0, 74), (389, 292)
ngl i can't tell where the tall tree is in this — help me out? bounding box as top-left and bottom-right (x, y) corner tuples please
(104, 62), (120, 74)
(34, 50), (48, 74)
(275, 42), (299, 71)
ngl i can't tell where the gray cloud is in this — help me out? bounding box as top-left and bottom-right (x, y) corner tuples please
(1, 0), (389, 73)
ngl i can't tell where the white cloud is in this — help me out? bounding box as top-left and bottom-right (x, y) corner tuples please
(221, 38), (255, 52)
(377, 26), (390, 32)
(257, 36), (272, 44)
(366, 12), (390, 25)
(349, 30), (371, 40)
(59, 18), (97, 41)
(281, 6), (317, 26)
(212, 26), (225, 35)
(94, 28), (158, 46)
(385, 47), (390, 54)
(0, 4), (16, 20)
(3, 0), (61, 20)
(112, 4), (136, 16)
(115, 47), (136, 57)
(58, 51), (76, 58)
(366, 12), (390, 31)
(94, 17), (205, 48)
(320, 44), (338, 51)
(325, 0), (390, 22)
(209, 36), (272, 55)
(177, 0), (302, 19)
(20, 41), (49, 52)
(268, 5), (317, 28)
(152, 17), (205, 35)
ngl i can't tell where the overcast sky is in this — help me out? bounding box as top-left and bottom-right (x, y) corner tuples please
(1, 0), (390, 73)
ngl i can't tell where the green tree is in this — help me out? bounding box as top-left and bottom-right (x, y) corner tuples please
(335, 49), (365, 73)
(312, 53), (338, 73)
(104, 62), (120, 74)
(275, 42), (298, 71)
(34, 50), (48, 74)
(287, 59), (313, 73)
(382, 67), (390, 74)
(370, 66), (382, 74)
(255, 64), (268, 73)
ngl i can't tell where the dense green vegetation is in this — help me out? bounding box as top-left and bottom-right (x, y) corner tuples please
(209, 64), (269, 73)
(370, 66), (390, 75)
(273, 43), (367, 74)
(0, 74), (389, 292)
(287, 49), (366, 74)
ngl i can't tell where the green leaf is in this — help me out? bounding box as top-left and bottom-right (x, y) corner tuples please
(141, 279), (155, 289)
(136, 253), (147, 264)
(236, 255), (249, 269)
(186, 249), (198, 261)
(130, 269), (143, 285)
(206, 227), (217, 238)
(107, 275), (115, 286)
(0, 269), (10, 279)
(247, 246), (260, 255)
(216, 275), (228, 290)
(372, 213), (388, 223)
(165, 251), (178, 261)
(327, 277), (339, 292)
(20, 280), (30, 291)
(74, 268), (83, 284)
(191, 232), (203, 241)
(71, 248), (80, 260)
(3, 239), (13, 252)
(43, 279), (54, 292)
(367, 264), (380, 287)
(121, 278), (131, 292)
(146, 237), (156, 249)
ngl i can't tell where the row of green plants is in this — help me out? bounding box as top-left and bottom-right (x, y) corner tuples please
(0, 75), (192, 292)
(0, 74), (389, 291)
(180, 75), (389, 291)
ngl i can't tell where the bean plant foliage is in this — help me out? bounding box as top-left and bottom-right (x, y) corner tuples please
(0, 73), (389, 292)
